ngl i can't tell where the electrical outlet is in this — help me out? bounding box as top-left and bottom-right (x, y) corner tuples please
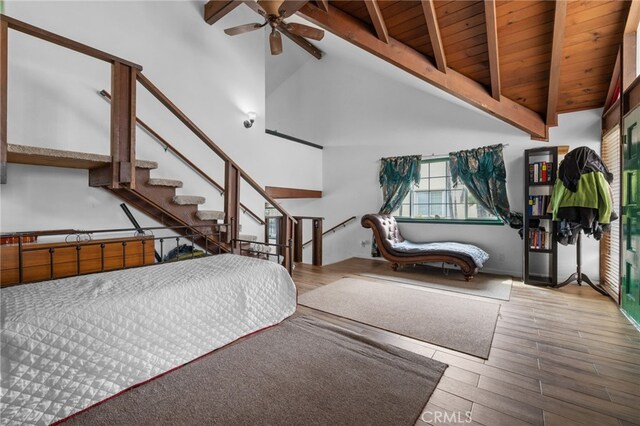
(361, 240), (370, 247)
(498, 253), (505, 262)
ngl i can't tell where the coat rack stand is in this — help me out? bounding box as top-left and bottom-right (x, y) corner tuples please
(553, 232), (608, 296)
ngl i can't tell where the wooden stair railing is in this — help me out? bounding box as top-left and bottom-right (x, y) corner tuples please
(98, 90), (265, 226)
(0, 15), (141, 188)
(0, 14), (296, 273)
(135, 73), (296, 273)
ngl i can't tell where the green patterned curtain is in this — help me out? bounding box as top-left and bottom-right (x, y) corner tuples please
(371, 155), (422, 256)
(449, 144), (522, 228)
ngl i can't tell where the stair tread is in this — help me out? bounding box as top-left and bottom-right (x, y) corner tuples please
(7, 144), (158, 170)
(148, 178), (183, 188)
(196, 210), (225, 221)
(173, 195), (205, 205)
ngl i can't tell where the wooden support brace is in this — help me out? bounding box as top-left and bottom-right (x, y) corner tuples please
(110, 62), (137, 189)
(0, 19), (7, 184)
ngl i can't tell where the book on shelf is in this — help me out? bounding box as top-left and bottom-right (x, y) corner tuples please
(528, 228), (550, 250)
(528, 161), (554, 183)
(527, 195), (551, 216)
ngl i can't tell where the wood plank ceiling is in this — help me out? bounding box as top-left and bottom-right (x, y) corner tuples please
(205, 1), (633, 140)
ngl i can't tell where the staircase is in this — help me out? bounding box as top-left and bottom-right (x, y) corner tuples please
(7, 143), (232, 252)
(90, 163), (229, 252)
(0, 15), (297, 272)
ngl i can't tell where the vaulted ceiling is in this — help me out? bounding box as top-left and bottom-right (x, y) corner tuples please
(204, 0), (636, 140)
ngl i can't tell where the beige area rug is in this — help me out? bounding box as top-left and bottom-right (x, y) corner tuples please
(298, 277), (501, 359)
(360, 265), (512, 301)
(59, 317), (447, 426)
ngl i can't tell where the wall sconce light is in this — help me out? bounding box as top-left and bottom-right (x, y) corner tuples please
(244, 112), (257, 129)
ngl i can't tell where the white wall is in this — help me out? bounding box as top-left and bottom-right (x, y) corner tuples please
(270, 49), (604, 280)
(1, 1), (322, 238)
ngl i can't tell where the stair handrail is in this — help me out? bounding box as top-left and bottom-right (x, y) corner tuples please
(136, 73), (296, 272)
(136, 74), (294, 220)
(0, 15), (142, 70)
(98, 90), (265, 226)
(302, 216), (357, 248)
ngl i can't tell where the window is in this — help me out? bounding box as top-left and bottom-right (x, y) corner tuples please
(394, 158), (500, 223)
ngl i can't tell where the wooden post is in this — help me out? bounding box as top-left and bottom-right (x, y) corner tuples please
(293, 217), (303, 263)
(279, 216), (293, 274)
(110, 62), (136, 189)
(0, 19), (7, 184)
(224, 161), (240, 245)
(312, 218), (323, 266)
(264, 217), (270, 244)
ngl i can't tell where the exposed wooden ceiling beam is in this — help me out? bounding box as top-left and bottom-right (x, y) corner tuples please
(364, 0), (389, 44)
(546, 0), (567, 128)
(420, 0), (446, 73)
(204, 1), (243, 25)
(624, 0), (640, 34)
(279, 1), (310, 18)
(298, 3), (546, 139)
(604, 47), (621, 112)
(316, 0), (329, 13)
(622, 0), (640, 91)
(484, 0), (501, 100)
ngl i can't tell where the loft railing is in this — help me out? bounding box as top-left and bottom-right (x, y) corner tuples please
(98, 90), (265, 226)
(0, 15), (142, 188)
(0, 224), (289, 286)
(0, 14), (295, 273)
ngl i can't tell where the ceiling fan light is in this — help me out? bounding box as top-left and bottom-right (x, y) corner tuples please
(270, 29), (283, 55)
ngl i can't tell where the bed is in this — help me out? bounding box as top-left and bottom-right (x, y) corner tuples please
(361, 214), (489, 281)
(0, 254), (297, 425)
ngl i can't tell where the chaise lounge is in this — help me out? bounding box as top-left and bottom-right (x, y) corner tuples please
(361, 214), (489, 281)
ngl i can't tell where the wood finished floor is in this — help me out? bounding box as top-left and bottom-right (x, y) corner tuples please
(292, 258), (640, 426)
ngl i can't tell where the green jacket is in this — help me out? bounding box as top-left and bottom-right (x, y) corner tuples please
(551, 171), (612, 224)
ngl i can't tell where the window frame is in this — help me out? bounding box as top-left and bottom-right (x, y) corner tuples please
(394, 157), (504, 226)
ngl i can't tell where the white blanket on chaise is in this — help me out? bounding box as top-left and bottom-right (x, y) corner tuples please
(1, 254), (297, 425)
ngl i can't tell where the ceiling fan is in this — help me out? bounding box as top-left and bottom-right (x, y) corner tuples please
(224, 0), (324, 56)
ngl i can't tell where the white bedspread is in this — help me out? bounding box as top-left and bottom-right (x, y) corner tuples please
(1, 254), (297, 425)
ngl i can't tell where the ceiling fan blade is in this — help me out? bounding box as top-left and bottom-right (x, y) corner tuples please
(270, 29), (283, 55)
(284, 22), (324, 41)
(277, 23), (322, 59)
(224, 23), (264, 36)
(278, 0), (309, 17)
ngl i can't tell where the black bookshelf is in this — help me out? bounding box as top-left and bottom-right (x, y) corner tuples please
(523, 146), (568, 286)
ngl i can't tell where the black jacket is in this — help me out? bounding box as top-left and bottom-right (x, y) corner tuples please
(558, 146), (613, 192)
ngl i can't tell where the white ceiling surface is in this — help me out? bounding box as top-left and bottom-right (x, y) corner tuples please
(280, 14), (480, 111)
(217, 4), (527, 134)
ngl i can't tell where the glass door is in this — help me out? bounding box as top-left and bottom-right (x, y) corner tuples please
(622, 107), (640, 324)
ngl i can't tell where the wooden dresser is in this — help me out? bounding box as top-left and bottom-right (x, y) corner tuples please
(1, 236), (155, 287)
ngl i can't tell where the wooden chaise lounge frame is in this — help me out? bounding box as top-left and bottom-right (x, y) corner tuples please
(361, 214), (479, 281)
